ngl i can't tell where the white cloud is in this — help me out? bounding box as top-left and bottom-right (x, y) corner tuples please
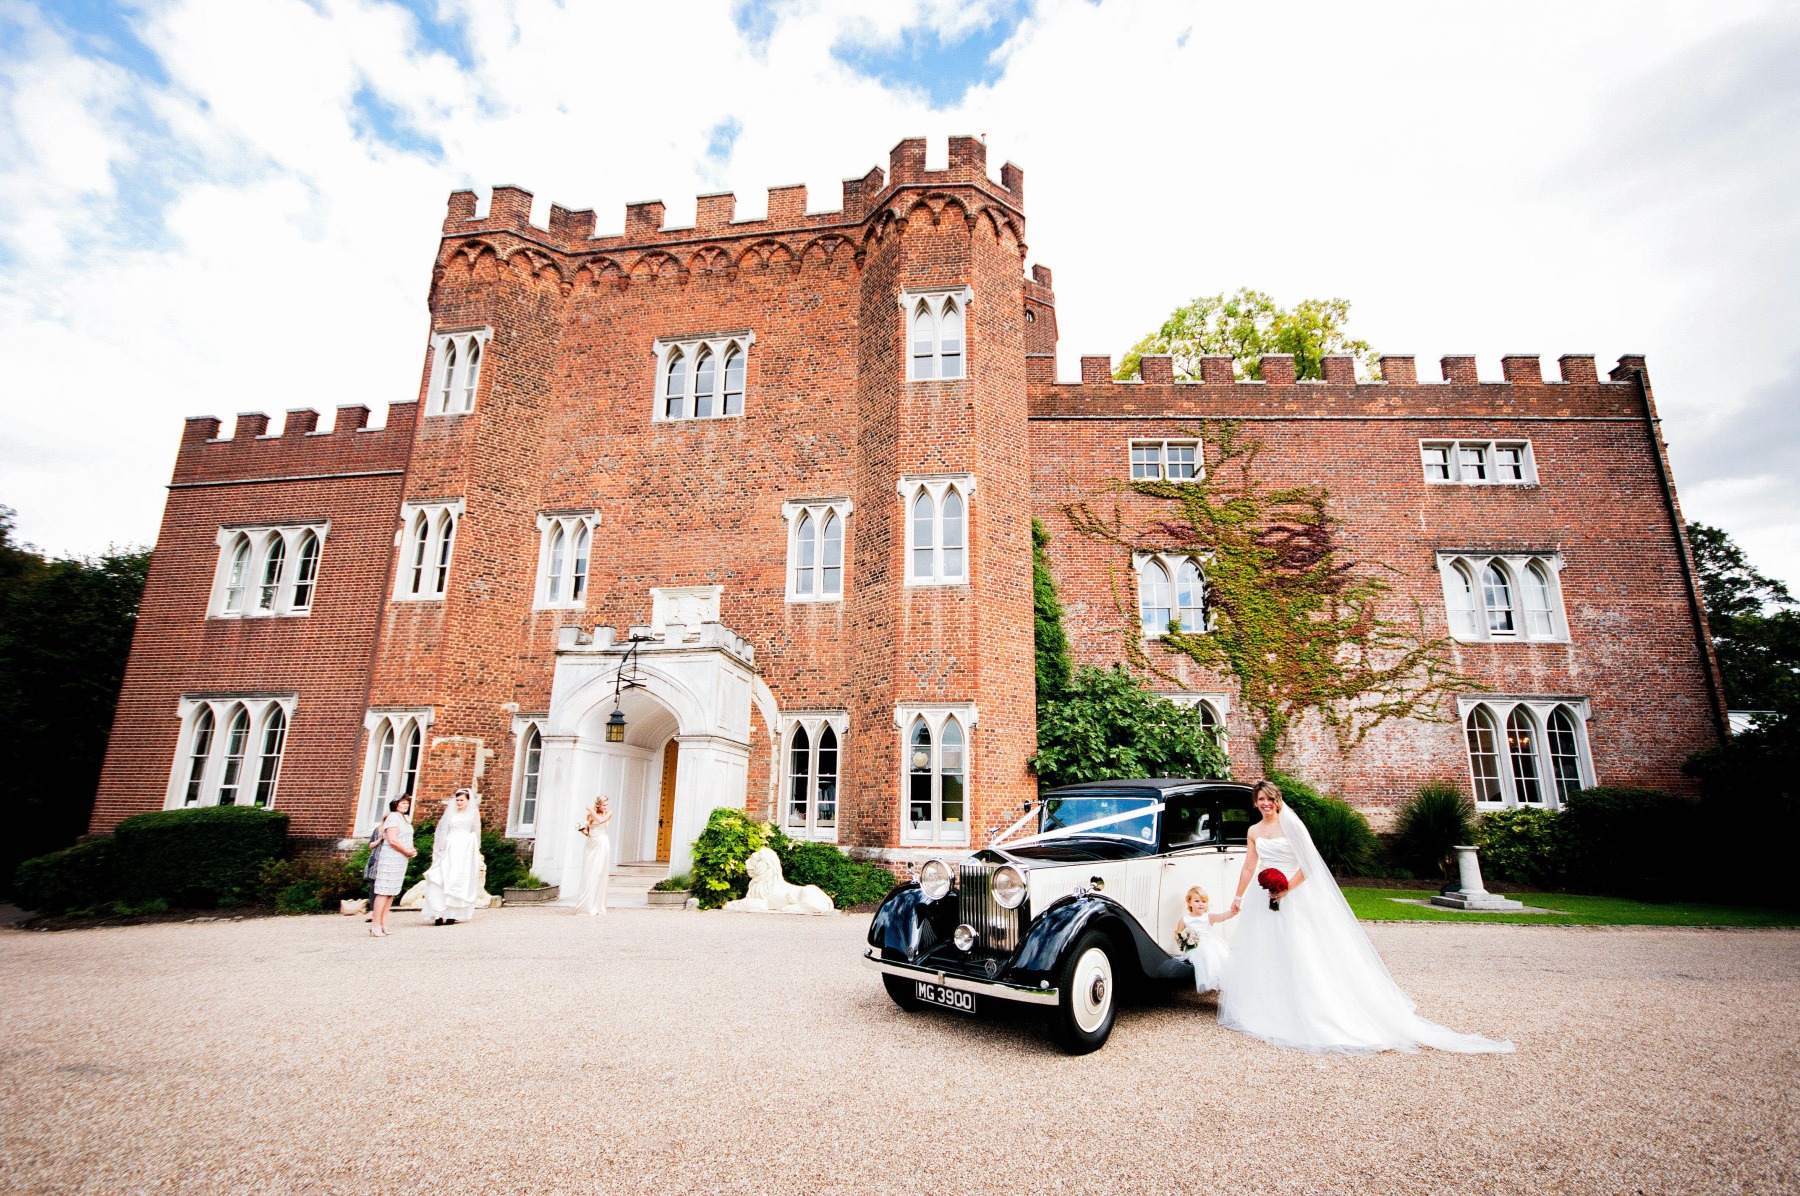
(1, 0), (1796, 591)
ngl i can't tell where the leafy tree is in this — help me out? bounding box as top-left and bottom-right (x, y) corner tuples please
(1687, 522), (1799, 712)
(0, 507), (151, 890)
(1032, 517), (1073, 707)
(1116, 288), (1375, 382)
(1031, 664), (1229, 789)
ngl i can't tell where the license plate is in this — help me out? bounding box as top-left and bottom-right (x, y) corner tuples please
(915, 980), (977, 1013)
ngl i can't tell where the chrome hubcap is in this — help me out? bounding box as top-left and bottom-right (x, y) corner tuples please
(1071, 947), (1114, 1033)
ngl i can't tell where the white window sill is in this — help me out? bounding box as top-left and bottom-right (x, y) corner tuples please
(392, 594), (447, 603)
(534, 602), (588, 611)
(1450, 634), (1569, 645)
(651, 412), (745, 424)
(209, 611), (312, 620)
(904, 578), (970, 589)
(424, 409), (473, 419)
(901, 831), (970, 847)
(785, 594), (845, 604)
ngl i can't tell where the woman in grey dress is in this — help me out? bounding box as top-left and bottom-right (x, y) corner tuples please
(370, 796), (416, 938)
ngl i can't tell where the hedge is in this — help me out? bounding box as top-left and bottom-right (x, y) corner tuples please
(12, 839), (116, 915)
(1269, 772), (1381, 876)
(112, 806), (289, 907)
(767, 829), (899, 908)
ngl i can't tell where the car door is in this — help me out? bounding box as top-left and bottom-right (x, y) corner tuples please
(1157, 791), (1217, 952)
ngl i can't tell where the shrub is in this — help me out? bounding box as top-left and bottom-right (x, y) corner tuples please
(766, 830), (899, 908)
(258, 856), (364, 915)
(652, 873), (692, 892)
(1686, 714), (1798, 907)
(1560, 786), (1699, 899)
(1032, 664), (1230, 789)
(1268, 772), (1380, 876)
(112, 806), (288, 907)
(1392, 782), (1475, 886)
(12, 839), (116, 914)
(1475, 807), (1571, 889)
(509, 872), (548, 891)
(479, 831), (529, 894)
(690, 807), (770, 908)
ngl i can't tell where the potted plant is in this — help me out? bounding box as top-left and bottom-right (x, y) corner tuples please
(646, 873), (692, 908)
(502, 873), (558, 905)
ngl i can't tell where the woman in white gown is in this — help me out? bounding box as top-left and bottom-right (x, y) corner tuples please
(421, 788), (485, 924)
(1218, 780), (1513, 1055)
(572, 796), (612, 916)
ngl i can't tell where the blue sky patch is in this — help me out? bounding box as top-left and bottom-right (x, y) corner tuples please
(380, 0), (475, 69)
(35, 0), (168, 85)
(351, 84), (444, 160)
(832, 6), (1026, 107)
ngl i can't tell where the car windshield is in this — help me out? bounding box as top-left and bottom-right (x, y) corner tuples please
(1038, 795), (1160, 845)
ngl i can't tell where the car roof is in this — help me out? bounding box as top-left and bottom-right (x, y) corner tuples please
(1043, 778), (1252, 797)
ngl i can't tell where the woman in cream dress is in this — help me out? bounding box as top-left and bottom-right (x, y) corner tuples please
(420, 788), (485, 924)
(572, 796), (612, 916)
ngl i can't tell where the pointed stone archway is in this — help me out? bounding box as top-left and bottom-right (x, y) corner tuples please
(530, 621), (775, 892)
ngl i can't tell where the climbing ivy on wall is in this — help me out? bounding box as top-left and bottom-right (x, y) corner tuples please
(1061, 422), (1473, 769)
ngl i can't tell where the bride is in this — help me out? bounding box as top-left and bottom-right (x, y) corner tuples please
(420, 788), (486, 925)
(1218, 779), (1513, 1054)
(572, 796), (612, 916)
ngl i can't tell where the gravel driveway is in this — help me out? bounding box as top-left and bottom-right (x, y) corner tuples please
(3, 909), (1794, 1195)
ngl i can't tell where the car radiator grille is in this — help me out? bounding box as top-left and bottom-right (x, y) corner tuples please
(958, 862), (1020, 953)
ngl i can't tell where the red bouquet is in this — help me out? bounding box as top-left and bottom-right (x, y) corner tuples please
(1258, 867), (1290, 911)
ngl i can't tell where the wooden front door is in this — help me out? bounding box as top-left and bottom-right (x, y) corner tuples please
(655, 739), (679, 862)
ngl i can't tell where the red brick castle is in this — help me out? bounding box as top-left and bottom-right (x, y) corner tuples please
(91, 137), (1726, 887)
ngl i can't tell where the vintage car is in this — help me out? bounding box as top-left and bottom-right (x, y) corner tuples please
(863, 778), (1255, 1053)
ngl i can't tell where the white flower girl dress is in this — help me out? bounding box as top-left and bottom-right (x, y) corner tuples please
(1181, 913), (1229, 994)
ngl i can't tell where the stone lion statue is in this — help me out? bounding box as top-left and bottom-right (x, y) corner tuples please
(723, 847), (836, 915)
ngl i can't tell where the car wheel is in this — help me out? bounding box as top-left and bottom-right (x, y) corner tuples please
(1050, 930), (1118, 1054)
(882, 974), (924, 1012)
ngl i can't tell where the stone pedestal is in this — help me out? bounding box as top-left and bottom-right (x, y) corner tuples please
(1430, 845), (1526, 911)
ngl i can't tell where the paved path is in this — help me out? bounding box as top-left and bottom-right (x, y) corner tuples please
(3, 909), (1795, 1194)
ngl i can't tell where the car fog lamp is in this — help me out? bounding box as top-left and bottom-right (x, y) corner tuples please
(919, 859), (953, 902)
(991, 865), (1027, 910)
(953, 923), (976, 952)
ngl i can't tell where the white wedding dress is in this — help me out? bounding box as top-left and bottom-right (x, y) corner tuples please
(573, 820), (610, 916)
(1180, 914), (1229, 994)
(1217, 807), (1513, 1054)
(420, 801), (485, 923)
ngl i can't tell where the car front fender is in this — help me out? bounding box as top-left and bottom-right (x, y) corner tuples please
(1005, 893), (1191, 989)
(866, 882), (954, 961)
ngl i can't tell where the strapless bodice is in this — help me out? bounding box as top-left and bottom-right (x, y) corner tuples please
(1255, 835), (1300, 872)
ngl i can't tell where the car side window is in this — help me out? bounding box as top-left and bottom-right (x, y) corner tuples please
(1163, 796), (1214, 848)
(1219, 806), (1255, 844)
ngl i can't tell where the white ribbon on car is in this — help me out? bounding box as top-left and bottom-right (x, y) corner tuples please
(990, 802), (1166, 851)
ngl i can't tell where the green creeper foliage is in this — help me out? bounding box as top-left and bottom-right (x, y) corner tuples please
(1031, 664), (1230, 789)
(1063, 423), (1472, 769)
(1116, 288), (1375, 382)
(1032, 518), (1073, 706)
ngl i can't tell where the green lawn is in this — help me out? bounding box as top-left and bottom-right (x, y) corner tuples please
(1342, 888), (1800, 928)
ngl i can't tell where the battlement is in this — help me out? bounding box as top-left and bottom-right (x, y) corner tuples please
(441, 136), (1024, 255)
(1036, 354), (1651, 421)
(171, 402), (418, 487)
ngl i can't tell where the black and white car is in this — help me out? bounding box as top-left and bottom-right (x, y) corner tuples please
(863, 779), (1255, 1053)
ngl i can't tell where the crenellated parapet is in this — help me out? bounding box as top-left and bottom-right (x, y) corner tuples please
(171, 402), (419, 487)
(1036, 353), (1652, 420)
(434, 135), (1028, 288)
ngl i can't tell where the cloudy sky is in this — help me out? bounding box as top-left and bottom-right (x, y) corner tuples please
(3, 0), (1796, 588)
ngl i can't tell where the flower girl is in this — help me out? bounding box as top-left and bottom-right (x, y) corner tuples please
(1176, 886), (1235, 994)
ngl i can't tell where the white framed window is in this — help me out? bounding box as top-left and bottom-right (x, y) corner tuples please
(783, 499), (852, 602)
(781, 711), (846, 840)
(653, 332), (754, 421)
(899, 475), (974, 586)
(897, 703), (976, 845)
(426, 327), (492, 416)
(1129, 439), (1202, 482)
(1135, 553), (1209, 636)
(209, 524), (330, 619)
(395, 501), (463, 600)
(357, 708), (432, 833)
(535, 511), (598, 609)
(1437, 553), (1567, 642)
(165, 694), (297, 810)
(1158, 692), (1231, 745)
(1420, 440), (1536, 485)
(508, 715), (547, 835)
(901, 287), (971, 381)
(1459, 697), (1592, 810)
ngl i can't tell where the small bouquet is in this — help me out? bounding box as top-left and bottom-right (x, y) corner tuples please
(1257, 868), (1290, 911)
(1176, 923), (1201, 951)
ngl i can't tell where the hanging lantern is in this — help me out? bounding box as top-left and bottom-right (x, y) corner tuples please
(605, 704), (627, 743)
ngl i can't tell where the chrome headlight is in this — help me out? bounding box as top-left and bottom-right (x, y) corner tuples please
(953, 924), (976, 952)
(991, 864), (1027, 909)
(918, 859), (953, 902)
